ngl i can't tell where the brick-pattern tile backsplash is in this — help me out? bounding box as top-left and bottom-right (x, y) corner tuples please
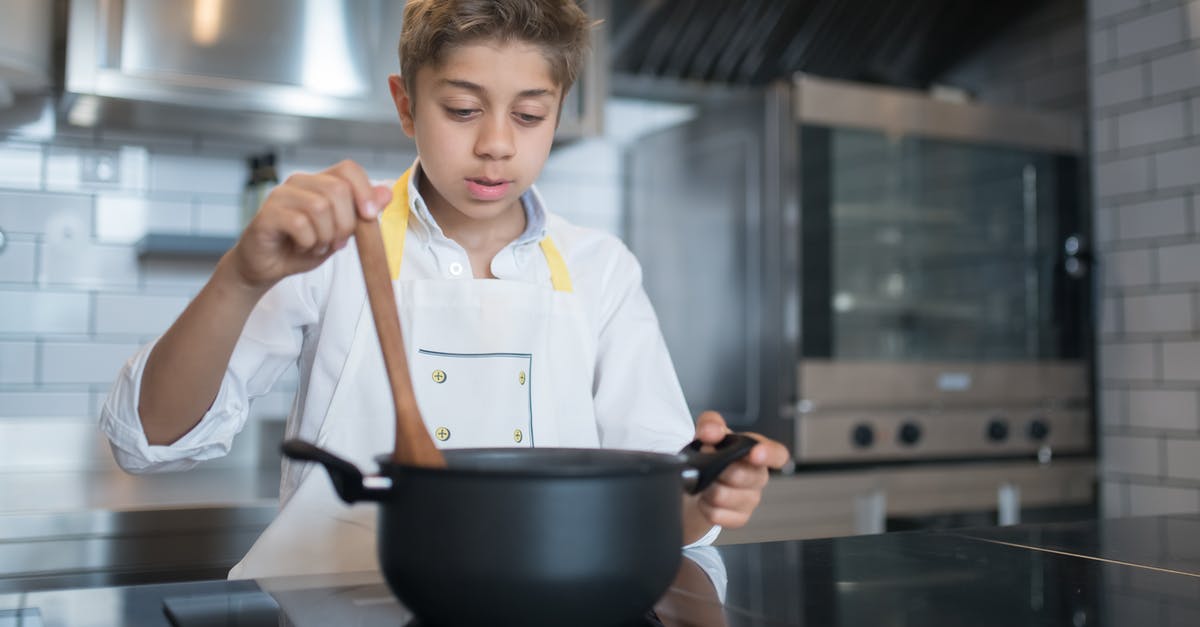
(1116, 196), (1187, 240)
(1115, 101), (1187, 148)
(1114, 6), (1187, 58)
(0, 290), (89, 334)
(0, 341), (36, 384)
(1128, 388), (1200, 431)
(1091, 0), (1200, 517)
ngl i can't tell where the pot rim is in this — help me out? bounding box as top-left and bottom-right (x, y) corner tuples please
(374, 446), (686, 479)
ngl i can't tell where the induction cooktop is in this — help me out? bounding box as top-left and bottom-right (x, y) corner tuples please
(163, 589), (666, 627)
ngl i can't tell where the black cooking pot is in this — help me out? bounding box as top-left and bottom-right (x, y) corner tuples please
(281, 434), (757, 627)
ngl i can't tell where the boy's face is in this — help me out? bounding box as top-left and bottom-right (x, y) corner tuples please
(389, 40), (560, 224)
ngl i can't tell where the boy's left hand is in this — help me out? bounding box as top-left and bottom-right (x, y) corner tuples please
(692, 411), (791, 529)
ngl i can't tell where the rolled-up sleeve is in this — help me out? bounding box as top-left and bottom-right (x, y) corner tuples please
(99, 271), (321, 473)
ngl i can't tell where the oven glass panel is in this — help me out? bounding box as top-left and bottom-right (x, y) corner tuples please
(799, 125), (1088, 361)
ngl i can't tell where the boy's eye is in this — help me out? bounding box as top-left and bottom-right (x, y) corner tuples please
(445, 107), (478, 119)
(514, 113), (546, 125)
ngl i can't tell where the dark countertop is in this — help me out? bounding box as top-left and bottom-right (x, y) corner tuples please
(2, 515), (1197, 626)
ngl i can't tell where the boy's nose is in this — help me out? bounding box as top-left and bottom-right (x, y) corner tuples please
(474, 115), (515, 160)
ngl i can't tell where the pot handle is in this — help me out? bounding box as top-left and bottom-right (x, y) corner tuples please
(281, 439), (389, 503)
(679, 433), (760, 495)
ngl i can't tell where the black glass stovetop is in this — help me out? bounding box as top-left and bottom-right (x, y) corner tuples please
(7, 515), (1200, 627)
(161, 590), (666, 627)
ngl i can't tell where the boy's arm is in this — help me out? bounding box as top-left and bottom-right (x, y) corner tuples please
(137, 256), (274, 445)
(136, 160), (391, 445)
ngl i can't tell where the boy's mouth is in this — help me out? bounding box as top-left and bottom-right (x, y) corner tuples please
(465, 177), (511, 201)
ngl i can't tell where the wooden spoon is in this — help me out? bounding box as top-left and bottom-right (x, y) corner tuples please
(354, 217), (446, 468)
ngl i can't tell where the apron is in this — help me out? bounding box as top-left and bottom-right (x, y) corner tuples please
(228, 168), (598, 579)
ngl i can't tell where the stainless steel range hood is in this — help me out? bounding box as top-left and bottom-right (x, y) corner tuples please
(63, 0), (606, 145)
(0, 0), (54, 107)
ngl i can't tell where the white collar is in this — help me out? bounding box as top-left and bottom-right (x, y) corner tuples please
(405, 160), (548, 246)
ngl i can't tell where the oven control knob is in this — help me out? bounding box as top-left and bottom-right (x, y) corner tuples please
(1028, 418), (1051, 441)
(898, 421), (922, 446)
(987, 418), (1009, 442)
(852, 424), (875, 448)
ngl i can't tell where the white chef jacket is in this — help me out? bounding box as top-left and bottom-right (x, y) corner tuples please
(100, 168), (718, 545)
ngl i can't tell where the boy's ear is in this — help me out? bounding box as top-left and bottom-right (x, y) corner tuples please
(389, 74), (416, 138)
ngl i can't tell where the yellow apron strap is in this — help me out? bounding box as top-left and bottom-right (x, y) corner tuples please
(381, 169), (413, 282)
(538, 237), (574, 293)
(380, 166), (573, 292)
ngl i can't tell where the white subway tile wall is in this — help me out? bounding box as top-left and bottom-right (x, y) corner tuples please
(39, 341), (144, 385)
(1115, 101), (1187, 149)
(1113, 6), (1186, 58)
(1127, 483), (1200, 515)
(1127, 389), (1200, 431)
(0, 341), (35, 384)
(1096, 154), (1153, 197)
(0, 391), (91, 417)
(1091, 0), (1200, 517)
(1103, 247), (1154, 287)
(0, 290), (89, 334)
(0, 99), (684, 511)
(0, 240), (36, 283)
(1102, 434), (1162, 476)
(0, 143), (43, 190)
(194, 199), (240, 235)
(1123, 291), (1193, 333)
(1149, 48), (1200, 96)
(93, 292), (190, 336)
(1116, 196), (1187, 240)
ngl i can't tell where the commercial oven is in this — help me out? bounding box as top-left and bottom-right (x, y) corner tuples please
(626, 75), (1093, 533)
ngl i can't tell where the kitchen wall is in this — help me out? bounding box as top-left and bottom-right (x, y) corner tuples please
(1087, 0), (1200, 516)
(938, 0), (1088, 116)
(0, 99), (692, 513)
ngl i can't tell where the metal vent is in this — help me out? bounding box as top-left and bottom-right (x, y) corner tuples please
(609, 0), (1050, 87)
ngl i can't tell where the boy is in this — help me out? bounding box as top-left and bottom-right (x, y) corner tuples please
(101, 0), (789, 579)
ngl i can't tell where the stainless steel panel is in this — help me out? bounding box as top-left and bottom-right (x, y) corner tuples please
(67, 0), (400, 122)
(64, 0), (607, 144)
(0, 0), (54, 97)
(627, 95), (762, 426)
(799, 360), (1089, 408)
(795, 408), (1090, 463)
(626, 86), (798, 437)
(121, 0), (373, 97)
(793, 74), (1082, 153)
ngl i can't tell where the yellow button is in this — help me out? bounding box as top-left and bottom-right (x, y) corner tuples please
(432, 369), (446, 384)
(513, 429), (523, 443)
(435, 427), (450, 441)
(518, 371), (526, 385)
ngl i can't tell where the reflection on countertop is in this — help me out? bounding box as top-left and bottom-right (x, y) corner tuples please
(3, 515), (1199, 626)
(0, 416), (285, 513)
(0, 466), (281, 513)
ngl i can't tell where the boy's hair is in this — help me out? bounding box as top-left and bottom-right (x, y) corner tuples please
(399, 0), (591, 101)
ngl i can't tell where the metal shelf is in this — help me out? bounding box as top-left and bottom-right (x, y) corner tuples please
(136, 233), (236, 260)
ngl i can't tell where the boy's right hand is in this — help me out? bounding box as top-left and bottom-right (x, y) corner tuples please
(229, 160), (393, 289)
